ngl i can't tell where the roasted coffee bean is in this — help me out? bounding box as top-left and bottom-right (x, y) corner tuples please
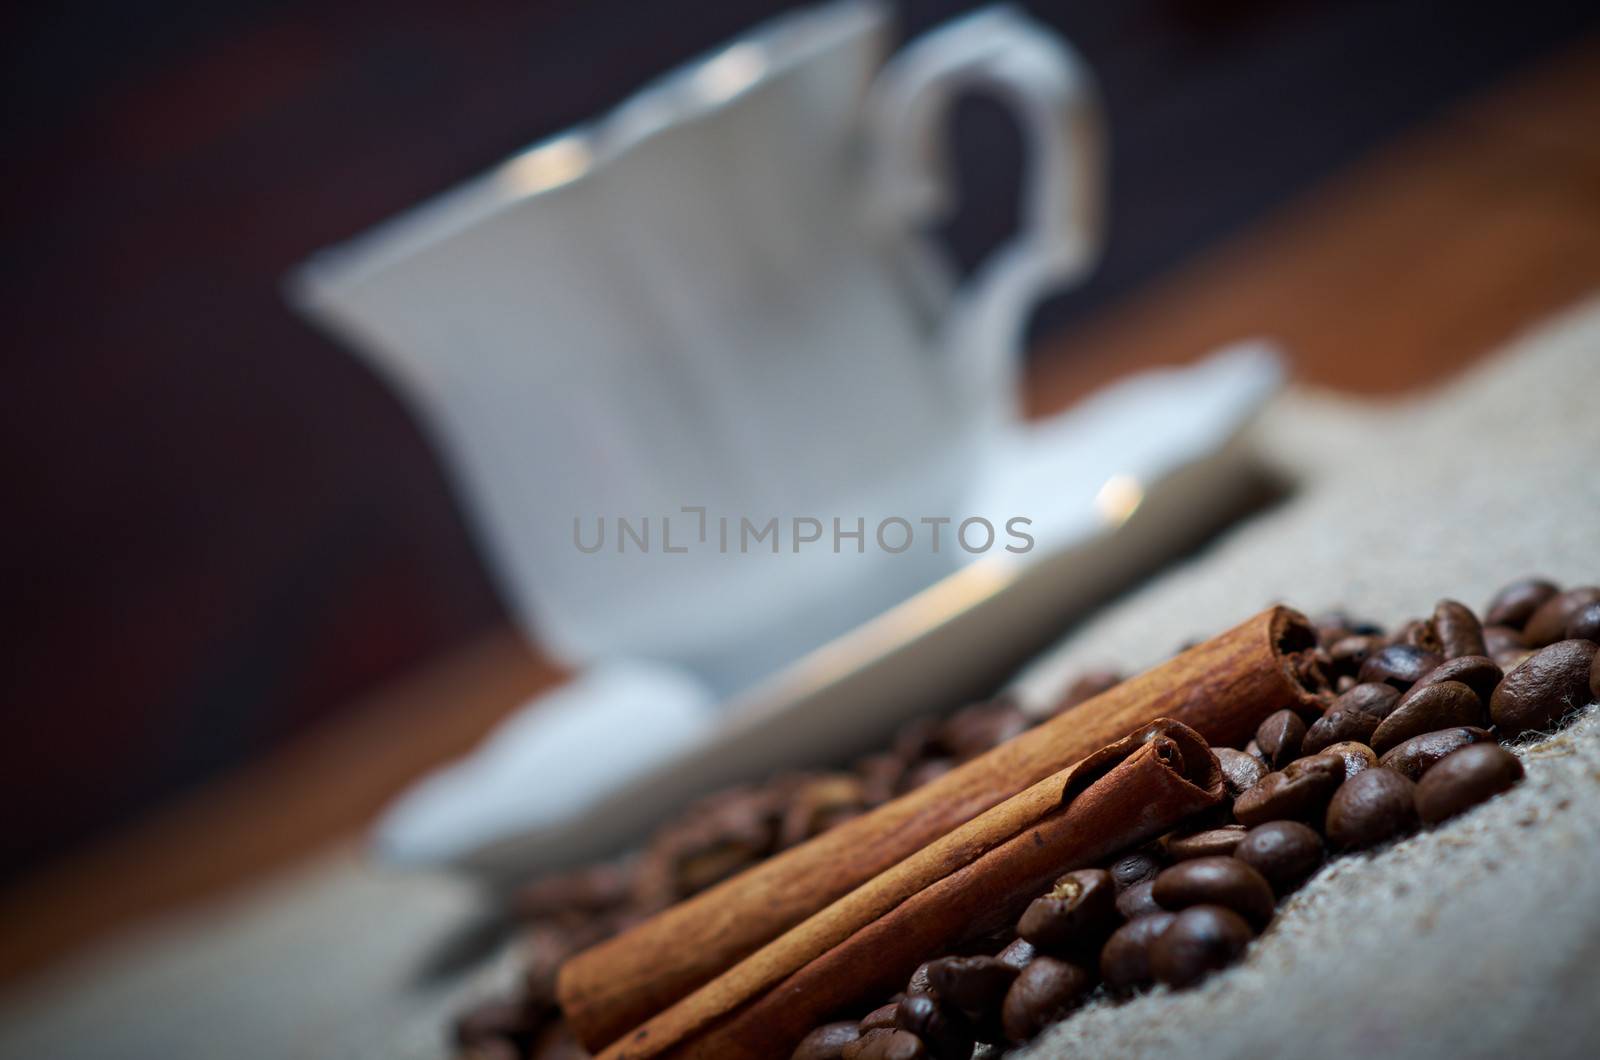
(1255, 710), (1306, 768)
(1302, 707), (1379, 756)
(1017, 869), (1118, 952)
(1215, 747), (1270, 796)
(1359, 644), (1443, 691)
(1000, 958), (1092, 1044)
(1415, 744), (1525, 825)
(1432, 599), (1487, 659)
(997, 937), (1037, 971)
(1100, 912), (1176, 992)
(1234, 821), (1323, 894)
(1328, 635), (1382, 679)
(898, 758), (956, 794)
(1523, 587), (1600, 648)
(925, 956), (1017, 1013)
(1377, 726), (1495, 779)
(1408, 655), (1504, 706)
(1244, 740), (1267, 764)
(1167, 825), (1248, 861)
(780, 775), (868, 848)
(1398, 619), (1444, 654)
(1149, 905), (1253, 989)
(842, 1029), (927, 1060)
(861, 1003), (900, 1033)
(1566, 602), (1600, 643)
(857, 753), (908, 806)
(1116, 879), (1162, 920)
(937, 701), (1030, 761)
(906, 962), (935, 997)
(1109, 850), (1164, 890)
(1490, 639), (1599, 739)
(1233, 755), (1345, 826)
(510, 862), (632, 920)
(1484, 577), (1560, 630)
(1370, 680), (1485, 754)
(1051, 669), (1123, 715)
(1151, 856), (1275, 927)
(794, 1022), (863, 1060)
(1482, 624), (1525, 660)
(1317, 741), (1377, 781)
(453, 997), (545, 1049)
(1325, 768), (1418, 849)
(527, 1022), (589, 1060)
(519, 925), (591, 1008)
(894, 995), (972, 1060)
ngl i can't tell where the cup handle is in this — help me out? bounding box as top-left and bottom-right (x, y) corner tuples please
(864, 5), (1105, 420)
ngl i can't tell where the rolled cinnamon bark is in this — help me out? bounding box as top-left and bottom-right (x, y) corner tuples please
(561, 606), (1322, 1050)
(606, 719), (1223, 1060)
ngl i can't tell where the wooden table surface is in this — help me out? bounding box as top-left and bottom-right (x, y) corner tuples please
(5, 34), (1598, 991)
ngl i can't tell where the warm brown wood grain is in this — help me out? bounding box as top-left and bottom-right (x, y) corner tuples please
(606, 720), (1222, 1060)
(561, 607), (1321, 1051)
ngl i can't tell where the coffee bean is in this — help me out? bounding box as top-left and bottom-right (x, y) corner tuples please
(1482, 624), (1525, 661)
(1233, 755), (1345, 827)
(1432, 599), (1487, 658)
(894, 995), (971, 1060)
(1234, 821), (1323, 894)
(1397, 618), (1443, 653)
(1566, 602), (1600, 643)
(1100, 912), (1177, 993)
(1358, 644), (1443, 690)
(1167, 825), (1249, 861)
(1017, 869), (1118, 953)
(1051, 670), (1123, 715)
(1377, 726), (1495, 780)
(1489, 639), (1599, 739)
(996, 938), (1037, 971)
(1149, 905), (1253, 989)
(1328, 635), (1382, 680)
(453, 997), (545, 1049)
(1000, 958), (1091, 1043)
(781, 775), (868, 848)
(1116, 879), (1162, 920)
(1370, 680), (1485, 754)
(794, 1022), (862, 1060)
(1255, 710), (1306, 769)
(1325, 768), (1418, 849)
(842, 1028), (927, 1060)
(937, 701), (1030, 761)
(1484, 577), (1560, 630)
(1152, 857), (1275, 927)
(1215, 747), (1270, 796)
(860, 1003), (899, 1033)
(460, 1037), (522, 1060)
(1302, 707), (1379, 756)
(925, 956), (1017, 1014)
(1109, 850), (1164, 890)
(1244, 740), (1267, 764)
(1317, 741), (1377, 781)
(898, 759), (956, 794)
(1523, 587), (1600, 648)
(1408, 655), (1504, 706)
(1415, 744), (1525, 825)
(906, 962), (934, 997)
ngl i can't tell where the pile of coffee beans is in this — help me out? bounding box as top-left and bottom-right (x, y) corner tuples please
(452, 579), (1599, 1060)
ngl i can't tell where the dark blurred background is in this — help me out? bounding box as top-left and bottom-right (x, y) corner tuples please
(4, 0), (1597, 881)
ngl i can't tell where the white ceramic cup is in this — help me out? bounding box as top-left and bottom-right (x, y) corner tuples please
(291, 0), (1104, 693)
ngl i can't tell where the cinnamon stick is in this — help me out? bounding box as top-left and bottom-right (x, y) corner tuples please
(561, 606), (1322, 1050)
(604, 719), (1222, 1060)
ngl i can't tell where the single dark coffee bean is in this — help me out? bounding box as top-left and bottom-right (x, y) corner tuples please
(1377, 726), (1495, 780)
(842, 1028), (927, 1060)
(1000, 958), (1091, 1044)
(1490, 639), (1599, 739)
(1233, 755), (1345, 827)
(1358, 644), (1443, 690)
(1408, 655), (1504, 706)
(1523, 587), (1600, 648)
(1215, 747), (1270, 796)
(861, 1003), (899, 1033)
(1234, 821), (1323, 894)
(794, 1022), (862, 1060)
(1328, 635), (1382, 679)
(1168, 825), (1249, 861)
(1017, 869), (1118, 953)
(1109, 850), (1164, 890)
(997, 937), (1037, 971)
(1099, 912), (1176, 992)
(1152, 856), (1275, 927)
(1050, 669), (1123, 715)
(1325, 768), (1419, 849)
(894, 995), (972, 1060)
(1415, 744), (1525, 825)
(1302, 707), (1380, 756)
(1116, 879), (1162, 920)
(1482, 624), (1525, 660)
(1370, 680), (1485, 754)
(1400, 618), (1446, 654)
(1484, 577), (1560, 630)
(1566, 602), (1600, 643)
(925, 956), (1017, 1014)
(1255, 710), (1306, 769)
(1149, 905), (1254, 989)
(1317, 741), (1377, 781)
(1432, 599), (1487, 659)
